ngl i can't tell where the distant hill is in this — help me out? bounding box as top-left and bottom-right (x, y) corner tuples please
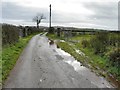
(53, 26), (120, 31)
(1, 23), (119, 32)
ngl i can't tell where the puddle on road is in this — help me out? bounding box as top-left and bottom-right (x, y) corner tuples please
(60, 40), (65, 42)
(57, 48), (113, 88)
(48, 42), (113, 88)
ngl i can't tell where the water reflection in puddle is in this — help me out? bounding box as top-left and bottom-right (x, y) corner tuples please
(65, 60), (86, 71)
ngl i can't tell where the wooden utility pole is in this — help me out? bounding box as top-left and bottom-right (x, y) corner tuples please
(49, 4), (51, 28)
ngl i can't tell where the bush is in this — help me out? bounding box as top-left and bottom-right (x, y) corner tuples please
(109, 33), (119, 47)
(91, 38), (106, 54)
(2, 24), (19, 46)
(90, 32), (109, 54)
(81, 39), (89, 48)
(2, 24), (42, 46)
(72, 32), (77, 36)
(57, 28), (61, 37)
(109, 48), (120, 67)
(28, 26), (42, 34)
(95, 32), (109, 45)
(49, 27), (54, 33)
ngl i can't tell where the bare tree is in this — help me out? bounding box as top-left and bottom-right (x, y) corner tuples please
(33, 13), (45, 28)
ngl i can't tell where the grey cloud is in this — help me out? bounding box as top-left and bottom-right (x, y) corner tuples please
(2, 2), (91, 24)
(82, 2), (118, 30)
(52, 11), (91, 24)
(2, 2), (48, 22)
(83, 2), (118, 20)
(53, 2), (118, 30)
(2, 1), (118, 30)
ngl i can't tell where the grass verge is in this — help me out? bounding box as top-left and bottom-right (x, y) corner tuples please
(2, 33), (40, 84)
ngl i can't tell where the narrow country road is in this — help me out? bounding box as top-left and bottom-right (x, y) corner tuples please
(3, 33), (113, 88)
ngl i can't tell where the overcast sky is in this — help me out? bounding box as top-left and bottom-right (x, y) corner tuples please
(1, 0), (119, 30)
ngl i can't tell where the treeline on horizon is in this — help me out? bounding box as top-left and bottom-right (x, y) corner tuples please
(1, 23), (120, 46)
